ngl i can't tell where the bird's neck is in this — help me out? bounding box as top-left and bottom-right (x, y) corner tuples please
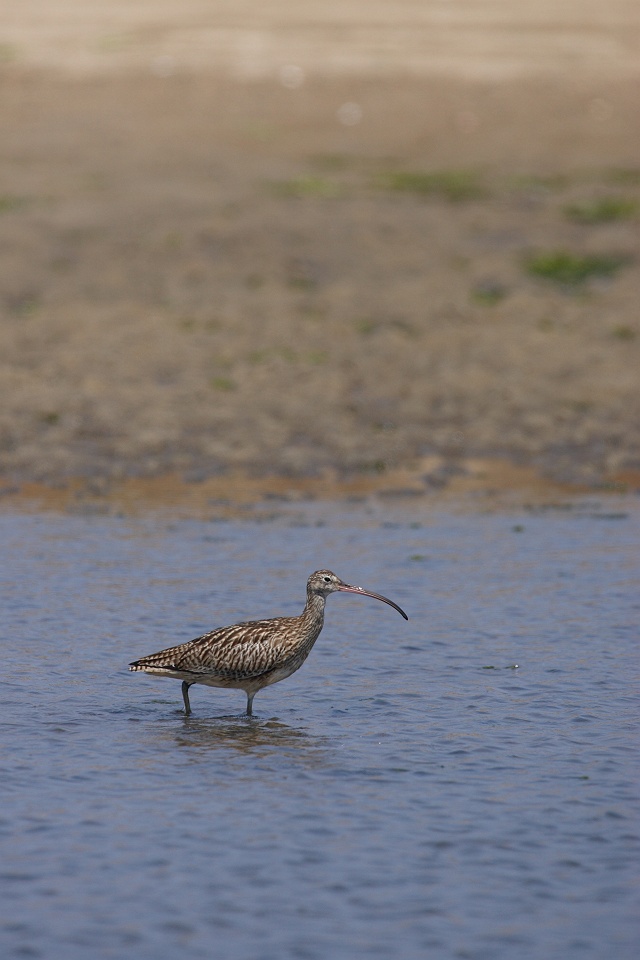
(301, 592), (326, 630)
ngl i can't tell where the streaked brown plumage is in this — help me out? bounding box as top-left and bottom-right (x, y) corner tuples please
(129, 569), (408, 716)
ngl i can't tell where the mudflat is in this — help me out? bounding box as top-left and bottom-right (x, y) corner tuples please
(1, 2), (639, 504)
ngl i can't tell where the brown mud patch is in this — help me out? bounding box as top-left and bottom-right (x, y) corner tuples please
(2, 458), (635, 519)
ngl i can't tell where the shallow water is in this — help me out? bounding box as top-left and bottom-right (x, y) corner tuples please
(1, 500), (638, 959)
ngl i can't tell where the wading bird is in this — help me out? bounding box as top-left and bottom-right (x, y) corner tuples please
(129, 569), (408, 715)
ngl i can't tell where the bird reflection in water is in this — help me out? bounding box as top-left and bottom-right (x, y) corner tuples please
(165, 715), (331, 763)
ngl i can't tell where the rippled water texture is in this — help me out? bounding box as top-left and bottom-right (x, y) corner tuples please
(1, 501), (638, 959)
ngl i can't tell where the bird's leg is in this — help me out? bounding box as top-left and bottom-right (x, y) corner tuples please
(182, 681), (193, 715)
(245, 692), (254, 716)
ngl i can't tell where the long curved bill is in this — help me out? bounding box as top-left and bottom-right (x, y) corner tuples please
(337, 581), (409, 620)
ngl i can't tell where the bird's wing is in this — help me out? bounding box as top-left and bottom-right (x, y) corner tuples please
(132, 617), (299, 680)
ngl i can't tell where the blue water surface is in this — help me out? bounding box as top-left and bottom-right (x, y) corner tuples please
(1, 499), (638, 959)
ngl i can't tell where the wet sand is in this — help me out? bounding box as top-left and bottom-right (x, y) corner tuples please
(1, 3), (639, 509)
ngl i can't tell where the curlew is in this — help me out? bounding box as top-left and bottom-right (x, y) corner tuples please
(129, 569), (408, 716)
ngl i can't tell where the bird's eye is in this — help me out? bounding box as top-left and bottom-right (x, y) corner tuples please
(323, 576), (331, 582)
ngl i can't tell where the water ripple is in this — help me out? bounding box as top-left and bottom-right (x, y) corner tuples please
(0, 504), (638, 959)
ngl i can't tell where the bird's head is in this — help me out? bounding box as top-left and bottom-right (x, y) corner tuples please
(306, 570), (408, 619)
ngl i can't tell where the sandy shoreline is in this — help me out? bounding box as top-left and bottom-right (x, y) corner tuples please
(2, 1), (639, 81)
(1, 4), (639, 508)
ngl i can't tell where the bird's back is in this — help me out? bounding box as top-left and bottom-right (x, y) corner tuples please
(129, 613), (319, 683)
